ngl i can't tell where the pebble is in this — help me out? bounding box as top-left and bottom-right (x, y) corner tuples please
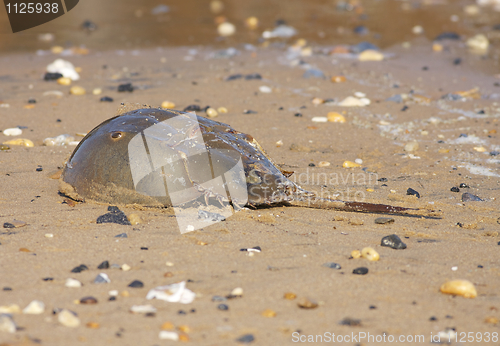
(159, 331), (179, 341)
(381, 234), (407, 249)
(218, 22), (236, 37)
(212, 295), (227, 302)
(350, 250), (361, 259)
(65, 278), (82, 287)
(44, 72), (63, 81)
(217, 106), (228, 114)
(46, 59), (80, 80)
(97, 206), (131, 225)
(440, 280), (477, 298)
(240, 246), (261, 252)
(130, 305), (157, 313)
(236, 334), (255, 343)
(128, 280), (144, 288)
(217, 304), (229, 311)
(245, 16), (259, 30)
(206, 107), (218, 117)
(230, 287), (243, 297)
(94, 273), (110, 284)
(350, 42), (379, 53)
(462, 192), (483, 202)
(303, 68), (325, 79)
(261, 309), (276, 317)
(0, 144), (10, 150)
(434, 32), (460, 41)
(128, 214), (141, 225)
(358, 49), (384, 61)
(161, 101), (175, 109)
(259, 86), (272, 93)
(3, 220), (26, 228)
(361, 247), (379, 261)
(0, 304), (20, 314)
(406, 188), (420, 198)
(339, 317), (362, 326)
(327, 112), (346, 123)
(262, 25), (297, 39)
(317, 161), (330, 167)
(3, 138), (34, 147)
(117, 83), (133, 92)
(43, 134), (75, 146)
(375, 217), (394, 225)
(79, 296), (98, 305)
(331, 76), (346, 83)
(100, 96), (113, 102)
(58, 309), (80, 327)
(466, 34), (489, 51)
(92, 88), (102, 95)
(311, 117), (327, 122)
(0, 314), (16, 333)
(343, 161), (361, 168)
(404, 141), (419, 152)
(412, 25), (424, 35)
(339, 96), (370, 107)
(57, 77), (71, 86)
(450, 186), (460, 192)
(115, 232), (127, 238)
(322, 262), (341, 269)
(121, 264), (131, 271)
(97, 260), (109, 269)
(22, 300), (45, 314)
(3, 128), (22, 136)
(284, 292), (296, 300)
(71, 264), (88, 273)
(353, 267), (369, 275)
(86, 322), (100, 329)
(297, 297), (318, 309)
(473, 146), (486, 152)
(69, 86), (86, 95)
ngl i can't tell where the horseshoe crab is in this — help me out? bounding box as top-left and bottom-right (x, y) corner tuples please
(59, 105), (437, 218)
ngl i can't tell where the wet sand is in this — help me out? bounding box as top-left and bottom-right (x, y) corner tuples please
(1, 1), (500, 345)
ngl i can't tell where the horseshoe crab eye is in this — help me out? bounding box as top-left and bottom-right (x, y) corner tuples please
(111, 132), (122, 139)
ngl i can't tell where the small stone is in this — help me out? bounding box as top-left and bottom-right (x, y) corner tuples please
(0, 144), (10, 150)
(3, 138), (34, 147)
(245, 16), (259, 30)
(322, 262), (341, 269)
(57, 77), (72, 86)
(159, 331), (179, 341)
(466, 34), (489, 51)
(343, 161), (361, 168)
(474, 146), (486, 152)
(284, 292), (296, 300)
(317, 161), (330, 167)
(92, 88), (102, 95)
(261, 309), (276, 317)
(358, 49), (384, 61)
(212, 295), (227, 302)
(44, 72), (63, 80)
(404, 141), (419, 152)
(3, 287), (12, 291)
(462, 192), (483, 202)
(218, 22), (236, 37)
(161, 101), (175, 109)
(121, 264), (131, 271)
(130, 305), (157, 313)
(440, 280), (477, 298)
(161, 321), (174, 330)
(94, 273), (110, 284)
(97, 260), (109, 269)
(230, 287), (243, 297)
(450, 187), (460, 192)
(86, 322), (100, 329)
(485, 317), (499, 325)
(80, 296), (98, 304)
(97, 207), (131, 225)
(259, 85), (272, 93)
(217, 107), (228, 113)
(206, 107), (218, 118)
(406, 188), (420, 198)
(69, 86), (86, 95)
(327, 112), (346, 123)
(184, 104), (201, 112)
(58, 309), (80, 327)
(108, 290), (118, 296)
(331, 76), (346, 83)
(19, 248), (31, 252)
(71, 264), (88, 273)
(353, 267), (369, 275)
(339, 317), (362, 326)
(236, 334), (255, 343)
(117, 83), (133, 92)
(128, 280), (144, 288)
(0, 304), (20, 314)
(297, 297), (318, 309)
(375, 217), (394, 225)
(434, 32), (460, 41)
(4, 220), (26, 228)
(115, 233), (128, 238)
(311, 117), (327, 122)
(100, 96), (113, 102)
(22, 300), (45, 314)
(0, 314), (16, 333)
(361, 247), (379, 261)
(3, 128), (22, 136)
(65, 278), (82, 288)
(339, 96), (369, 107)
(351, 250), (361, 259)
(217, 304), (229, 311)
(381, 234), (407, 249)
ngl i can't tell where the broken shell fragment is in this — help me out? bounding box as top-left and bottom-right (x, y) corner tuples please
(3, 138), (34, 147)
(440, 280), (477, 298)
(361, 247), (380, 261)
(343, 161), (361, 168)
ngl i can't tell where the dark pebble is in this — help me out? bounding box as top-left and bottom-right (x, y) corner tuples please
(178, 310), (187, 315)
(459, 183), (469, 188)
(44, 72), (63, 81)
(245, 73), (262, 80)
(490, 151), (499, 156)
(401, 105), (409, 111)
(97, 260), (109, 269)
(145, 312), (156, 317)
(406, 188), (420, 198)
(80, 296), (98, 304)
(3, 287), (12, 291)
(461, 192), (483, 202)
(97, 206), (131, 225)
(381, 234), (407, 249)
(36, 167), (43, 172)
(28, 98), (36, 104)
(322, 262), (341, 269)
(217, 304), (229, 311)
(459, 133), (468, 138)
(117, 83), (133, 92)
(128, 280), (144, 288)
(183, 104), (201, 112)
(294, 113), (302, 117)
(434, 32), (460, 41)
(442, 93), (462, 101)
(422, 66), (429, 71)
(308, 163), (315, 167)
(236, 334), (255, 343)
(374, 217), (394, 225)
(140, 247), (148, 250)
(453, 58), (462, 65)
(109, 296), (117, 301)
(115, 233), (128, 238)
(100, 96), (113, 102)
(212, 295), (227, 302)
(478, 265), (483, 268)
(353, 267), (368, 275)
(42, 277), (54, 281)
(353, 25), (369, 35)
(450, 186), (460, 192)
(477, 110), (485, 114)
(369, 305), (376, 310)
(71, 264), (89, 273)
(338, 317), (362, 326)
(3, 222), (15, 228)
(429, 316), (437, 321)
(243, 109), (257, 114)
(225, 74), (242, 81)
(377, 177), (388, 182)
(81, 20), (97, 31)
